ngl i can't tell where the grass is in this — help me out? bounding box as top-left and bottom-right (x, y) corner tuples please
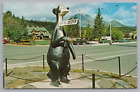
(30, 40), (50, 45)
(8, 40), (51, 45)
(4, 66), (137, 88)
(4, 66), (50, 88)
(70, 68), (137, 88)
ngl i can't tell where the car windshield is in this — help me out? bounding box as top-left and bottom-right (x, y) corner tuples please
(77, 39), (80, 41)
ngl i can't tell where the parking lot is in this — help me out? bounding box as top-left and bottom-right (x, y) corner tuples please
(3, 42), (137, 77)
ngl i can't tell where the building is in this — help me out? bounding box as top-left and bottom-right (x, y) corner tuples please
(27, 26), (51, 40)
(132, 33), (137, 39)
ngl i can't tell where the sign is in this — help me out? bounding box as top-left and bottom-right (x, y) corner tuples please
(60, 19), (78, 26)
(101, 36), (111, 40)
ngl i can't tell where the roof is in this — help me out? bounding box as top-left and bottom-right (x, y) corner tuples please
(28, 33), (32, 36)
(27, 27), (48, 32)
(27, 27), (51, 37)
(36, 33), (51, 37)
(43, 33), (51, 36)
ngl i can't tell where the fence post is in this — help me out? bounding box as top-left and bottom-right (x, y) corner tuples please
(5, 58), (7, 77)
(43, 55), (45, 69)
(3, 73), (5, 88)
(92, 74), (95, 88)
(82, 54), (84, 73)
(118, 56), (121, 77)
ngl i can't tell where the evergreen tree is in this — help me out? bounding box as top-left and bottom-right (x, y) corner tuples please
(12, 30), (22, 43)
(67, 15), (79, 38)
(93, 8), (105, 41)
(85, 23), (93, 40)
(3, 11), (28, 42)
(82, 30), (86, 39)
(67, 17), (73, 37)
(73, 15), (79, 38)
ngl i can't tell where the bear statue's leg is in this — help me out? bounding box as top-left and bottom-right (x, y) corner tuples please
(47, 60), (60, 87)
(60, 62), (70, 83)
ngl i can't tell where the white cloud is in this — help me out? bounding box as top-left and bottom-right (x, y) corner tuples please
(131, 5), (136, 11)
(113, 7), (131, 19)
(3, 2), (136, 26)
(102, 14), (111, 22)
(40, 17), (46, 21)
(25, 17), (31, 20)
(120, 17), (136, 26)
(3, 2), (103, 20)
(111, 6), (136, 26)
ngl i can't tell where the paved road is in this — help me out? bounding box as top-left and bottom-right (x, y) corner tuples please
(3, 42), (137, 77)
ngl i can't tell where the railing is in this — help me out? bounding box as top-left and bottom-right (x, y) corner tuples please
(79, 54), (137, 88)
(92, 65), (137, 88)
(3, 53), (137, 88)
(81, 54), (121, 77)
(3, 55), (46, 77)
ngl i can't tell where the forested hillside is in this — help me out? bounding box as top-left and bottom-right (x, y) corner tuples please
(3, 11), (56, 42)
(3, 10), (136, 43)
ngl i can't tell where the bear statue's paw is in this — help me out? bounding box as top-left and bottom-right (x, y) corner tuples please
(60, 77), (70, 84)
(50, 80), (60, 87)
(47, 73), (52, 80)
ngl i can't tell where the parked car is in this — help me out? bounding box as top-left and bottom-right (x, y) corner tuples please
(3, 39), (7, 44)
(86, 41), (98, 44)
(99, 39), (110, 43)
(119, 39), (128, 43)
(125, 39), (134, 42)
(112, 40), (119, 43)
(73, 39), (87, 45)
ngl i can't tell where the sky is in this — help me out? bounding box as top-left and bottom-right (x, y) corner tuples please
(3, 2), (137, 26)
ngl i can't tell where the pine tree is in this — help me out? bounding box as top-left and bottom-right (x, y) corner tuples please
(73, 15), (79, 38)
(93, 8), (105, 41)
(85, 23), (93, 40)
(68, 15), (79, 38)
(3, 11), (28, 42)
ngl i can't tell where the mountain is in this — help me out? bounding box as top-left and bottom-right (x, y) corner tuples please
(71, 13), (94, 27)
(130, 26), (137, 28)
(104, 20), (126, 27)
(70, 13), (127, 28)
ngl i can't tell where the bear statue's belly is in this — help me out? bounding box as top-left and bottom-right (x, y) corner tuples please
(47, 45), (70, 62)
(47, 29), (70, 67)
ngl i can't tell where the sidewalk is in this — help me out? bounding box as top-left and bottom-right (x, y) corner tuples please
(16, 72), (134, 89)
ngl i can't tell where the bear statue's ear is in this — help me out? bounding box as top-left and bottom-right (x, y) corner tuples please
(53, 8), (57, 14)
(57, 9), (61, 13)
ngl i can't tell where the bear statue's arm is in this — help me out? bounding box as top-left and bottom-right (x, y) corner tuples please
(51, 27), (65, 48)
(51, 37), (68, 48)
(61, 27), (76, 60)
(67, 41), (76, 60)
(51, 37), (63, 47)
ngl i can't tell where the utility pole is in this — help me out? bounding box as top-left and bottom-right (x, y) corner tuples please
(101, 5), (119, 45)
(110, 19), (112, 44)
(79, 9), (81, 38)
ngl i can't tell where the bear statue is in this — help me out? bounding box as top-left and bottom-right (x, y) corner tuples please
(47, 5), (76, 87)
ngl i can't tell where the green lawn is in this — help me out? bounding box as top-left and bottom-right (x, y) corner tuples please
(28, 40), (50, 45)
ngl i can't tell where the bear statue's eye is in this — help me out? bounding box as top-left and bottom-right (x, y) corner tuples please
(67, 7), (69, 10)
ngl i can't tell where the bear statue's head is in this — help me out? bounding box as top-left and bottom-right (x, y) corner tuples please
(53, 5), (69, 16)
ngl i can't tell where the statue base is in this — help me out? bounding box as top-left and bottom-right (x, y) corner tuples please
(27, 72), (94, 88)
